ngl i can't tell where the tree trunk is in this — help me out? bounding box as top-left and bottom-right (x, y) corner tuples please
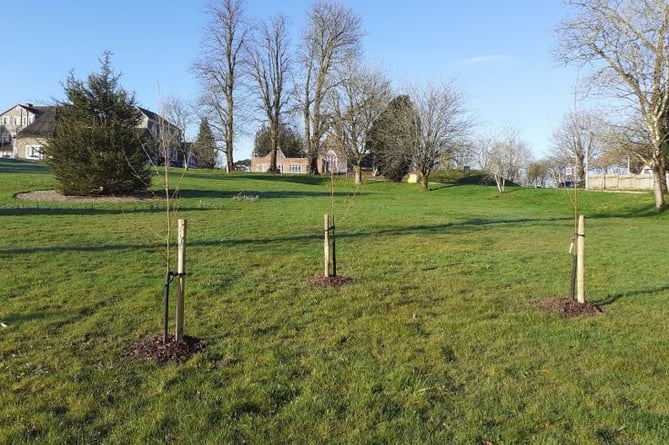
(269, 148), (279, 173)
(353, 164), (362, 185)
(420, 171), (430, 191)
(652, 162), (666, 210)
(309, 156), (320, 175)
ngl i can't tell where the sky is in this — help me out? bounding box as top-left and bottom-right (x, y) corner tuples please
(2, 0), (582, 162)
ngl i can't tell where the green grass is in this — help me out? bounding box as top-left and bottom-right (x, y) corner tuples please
(2, 158), (669, 444)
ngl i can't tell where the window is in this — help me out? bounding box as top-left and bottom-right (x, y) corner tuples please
(289, 164), (301, 173)
(14, 117), (19, 125)
(22, 116), (27, 125)
(25, 145), (43, 160)
(2, 117), (7, 125)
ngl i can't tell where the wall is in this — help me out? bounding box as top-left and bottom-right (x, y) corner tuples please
(587, 173), (669, 191)
(15, 136), (46, 160)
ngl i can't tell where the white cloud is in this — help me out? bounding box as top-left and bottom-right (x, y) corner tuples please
(457, 54), (512, 65)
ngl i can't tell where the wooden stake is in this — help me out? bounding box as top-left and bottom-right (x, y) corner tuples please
(175, 219), (187, 340)
(324, 214), (330, 277)
(576, 215), (585, 304)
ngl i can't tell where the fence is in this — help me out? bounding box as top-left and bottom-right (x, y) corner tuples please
(586, 172), (669, 191)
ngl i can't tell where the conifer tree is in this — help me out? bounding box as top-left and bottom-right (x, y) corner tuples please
(367, 95), (416, 181)
(46, 52), (150, 195)
(191, 118), (218, 168)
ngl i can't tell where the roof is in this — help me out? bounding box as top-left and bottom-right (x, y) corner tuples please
(6, 103), (176, 138)
(137, 106), (180, 131)
(15, 107), (58, 138)
(0, 103), (46, 117)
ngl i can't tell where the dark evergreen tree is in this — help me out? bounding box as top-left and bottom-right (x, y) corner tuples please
(191, 118), (218, 168)
(46, 53), (150, 195)
(253, 123), (305, 158)
(367, 95), (417, 181)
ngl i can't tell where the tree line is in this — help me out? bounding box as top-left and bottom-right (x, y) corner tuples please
(191, 0), (475, 190)
(45, 0), (669, 209)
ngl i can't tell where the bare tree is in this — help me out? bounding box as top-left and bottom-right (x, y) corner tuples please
(598, 117), (654, 173)
(479, 129), (532, 193)
(551, 109), (601, 186)
(300, 0), (363, 174)
(193, 0), (249, 173)
(404, 81), (471, 191)
(159, 96), (193, 169)
(246, 14), (292, 173)
(556, 0), (669, 209)
(330, 62), (391, 184)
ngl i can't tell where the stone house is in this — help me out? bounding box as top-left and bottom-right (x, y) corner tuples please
(251, 148), (310, 173)
(250, 146), (349, 175)
(13, 106), (58, 161)
(0, 103), (50, 158)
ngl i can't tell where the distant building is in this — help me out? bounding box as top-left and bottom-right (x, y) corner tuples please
(251, 148), (309, 173)
(250, 146), (350, 175)
(0, 104), (51, 158)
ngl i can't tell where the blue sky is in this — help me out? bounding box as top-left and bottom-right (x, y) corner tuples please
(3, 1), (580, 161)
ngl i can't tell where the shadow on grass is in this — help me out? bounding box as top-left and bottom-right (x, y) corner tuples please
(595, 284), (669, 306)
(0, 159), (49, 174)
(178, 189), (361, 199)
(0, 216), (572, 256)
(0, 205), (222, 217)
(244, 173), (330, 186)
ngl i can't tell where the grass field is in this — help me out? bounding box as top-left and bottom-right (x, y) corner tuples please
(2, 158), (669, 444)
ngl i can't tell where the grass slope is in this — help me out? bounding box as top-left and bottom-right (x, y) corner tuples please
(1, 159), (669, 444)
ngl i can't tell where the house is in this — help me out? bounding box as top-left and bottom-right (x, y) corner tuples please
(13, 106), (58, 161)
(0, 103), (50, 158)
(251, 148), (309, 173)
(318, 148), (348, 175)
(0, 103), (183, 163)
(250, 145), (350, 175)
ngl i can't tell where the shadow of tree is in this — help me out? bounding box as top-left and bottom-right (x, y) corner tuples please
(594, 285), (669, 306)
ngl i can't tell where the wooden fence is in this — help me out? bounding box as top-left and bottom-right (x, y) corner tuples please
(586, 173), (669, 191)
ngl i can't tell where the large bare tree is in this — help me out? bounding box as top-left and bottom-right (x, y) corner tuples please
(246, 14), (292, 173)
(556, 0), (669, 209)
(329, 63), (391, 184)
(551, 109), (601, 186)
(598, 117), (653, 173)
(193, 0), (249, 173)
(404, 81), (471, 191)
(300, 0), (363, 174)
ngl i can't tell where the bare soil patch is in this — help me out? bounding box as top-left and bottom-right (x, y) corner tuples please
(123, 335), (206, 364)
(311, 275), (353, 288)
(538, 298), (603, 317)
(16, 190), (159, 203)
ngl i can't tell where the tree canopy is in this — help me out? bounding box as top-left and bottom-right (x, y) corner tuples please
(367, 95), (417, 182)
(253, 123), (305, 158)
(45, 53), (150, 196)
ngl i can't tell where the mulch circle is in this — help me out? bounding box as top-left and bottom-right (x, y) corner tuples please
(123, 334), (206, 364)
(311, 275), (353, 288)
(538, 298), (603, 317)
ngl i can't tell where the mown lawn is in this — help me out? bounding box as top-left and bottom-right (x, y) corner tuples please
(1, 159), (669, 444)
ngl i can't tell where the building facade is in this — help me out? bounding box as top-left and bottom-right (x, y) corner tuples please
(0, 104), (50, 158)
(251, 149), (310, 173)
